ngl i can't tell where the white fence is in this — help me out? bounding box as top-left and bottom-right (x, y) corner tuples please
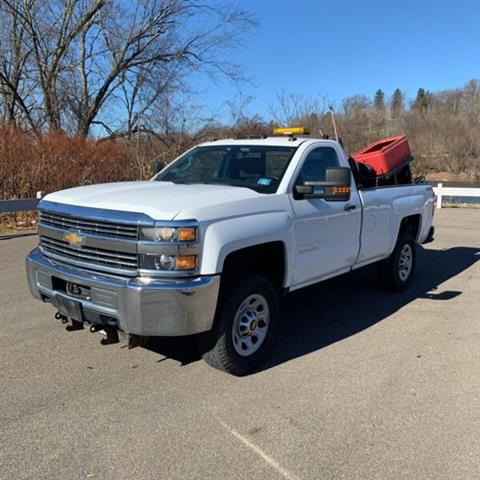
(433, 183), (480, 209)
(0, 185), (478, 213)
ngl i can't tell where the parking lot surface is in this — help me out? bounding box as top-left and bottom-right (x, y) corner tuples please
(1, 209), (479, 480)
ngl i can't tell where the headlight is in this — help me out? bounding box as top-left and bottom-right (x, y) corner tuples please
(139, 225), (197, 242)
(138, 222), (199, 274)
(139, 254), (197, 271)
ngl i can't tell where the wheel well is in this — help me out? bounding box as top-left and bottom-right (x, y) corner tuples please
(222, 242), (286, 288)
(399, 214), (421, 241)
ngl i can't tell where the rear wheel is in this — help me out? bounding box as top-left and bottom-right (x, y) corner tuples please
(378, 231), (416, 292)
(199, 273), (279, 376)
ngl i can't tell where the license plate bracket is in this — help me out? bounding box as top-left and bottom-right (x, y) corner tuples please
(55, 293), (83, 322)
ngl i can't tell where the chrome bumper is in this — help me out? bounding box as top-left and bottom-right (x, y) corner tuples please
(26, 248), (220, 336)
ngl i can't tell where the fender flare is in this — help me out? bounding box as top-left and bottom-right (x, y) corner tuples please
(200, 211), (294, 286)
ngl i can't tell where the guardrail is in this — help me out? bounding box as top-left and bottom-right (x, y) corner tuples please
(433, 183), (480, 209)
(0, 192), (44, 213)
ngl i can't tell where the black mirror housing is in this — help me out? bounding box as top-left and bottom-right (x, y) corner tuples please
(294, 184), (314, 196)
(296, 167), (352, 201)
(154, 161), (163, 175)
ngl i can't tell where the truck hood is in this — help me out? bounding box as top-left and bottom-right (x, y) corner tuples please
(43, 181), (272, 221)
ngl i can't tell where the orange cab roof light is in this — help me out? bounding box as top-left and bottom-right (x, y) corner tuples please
(272, 126), (310, 136)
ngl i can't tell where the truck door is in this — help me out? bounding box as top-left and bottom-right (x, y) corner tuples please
(289, 146), (362, 287)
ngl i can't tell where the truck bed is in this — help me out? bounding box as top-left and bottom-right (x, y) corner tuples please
(354, 183), (435, 268)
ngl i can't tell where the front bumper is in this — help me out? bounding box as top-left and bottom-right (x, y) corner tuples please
(26, 248), (220, 336)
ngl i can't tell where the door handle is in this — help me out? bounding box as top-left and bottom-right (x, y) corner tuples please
(344, 204), (357, 211)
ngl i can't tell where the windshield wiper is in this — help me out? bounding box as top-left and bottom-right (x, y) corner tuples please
(202, 181), (260, 193)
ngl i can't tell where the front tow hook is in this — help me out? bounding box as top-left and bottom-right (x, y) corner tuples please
(88, 323), (119, 345)
(55, 311), (83, 330)
(65, 319), (84, 331)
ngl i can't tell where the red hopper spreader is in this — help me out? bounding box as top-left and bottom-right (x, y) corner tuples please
(352, 135), (412, 176)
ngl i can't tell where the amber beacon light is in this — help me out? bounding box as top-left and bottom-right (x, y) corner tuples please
(272, 126), (310, 136)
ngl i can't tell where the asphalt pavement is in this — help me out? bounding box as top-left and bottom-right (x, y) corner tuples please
(1, 209), (479, 480)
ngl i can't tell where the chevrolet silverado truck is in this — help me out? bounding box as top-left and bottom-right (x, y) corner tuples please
(26, 130), (435, 375)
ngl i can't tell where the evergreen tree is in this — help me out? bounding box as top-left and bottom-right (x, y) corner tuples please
(374, 89), (386, 113)
(413, 88), (431, 111)
(373, 89), (386, 136)
(391, 88), (404, 119)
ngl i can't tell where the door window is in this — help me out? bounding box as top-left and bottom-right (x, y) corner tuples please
(295, 147), (340, 185)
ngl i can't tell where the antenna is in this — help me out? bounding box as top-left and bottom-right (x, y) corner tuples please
(329, 106), (339, 142)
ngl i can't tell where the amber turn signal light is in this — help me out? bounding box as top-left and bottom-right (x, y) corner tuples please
(333, 186), (350, 194)
(175, 255), (197, 270)
(177, 227), (197, 242)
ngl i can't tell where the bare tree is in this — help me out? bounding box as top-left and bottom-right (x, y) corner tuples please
(3, 0), (107, 131)
(0, 0), (37, 129)
(268, 92), (332, 138)
(1, 0), (255, 136)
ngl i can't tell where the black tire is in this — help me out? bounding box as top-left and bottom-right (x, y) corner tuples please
(199, 273), (279, 376)
(377, 231), (416, 292)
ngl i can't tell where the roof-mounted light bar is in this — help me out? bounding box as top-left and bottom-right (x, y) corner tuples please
(272, 126), (310, 136)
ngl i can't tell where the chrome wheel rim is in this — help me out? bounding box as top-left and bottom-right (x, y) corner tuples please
(398, 243), (413, 281)
(232, 294), (270, 357)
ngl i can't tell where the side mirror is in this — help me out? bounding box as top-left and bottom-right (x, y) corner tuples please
(294, 167), (352, 202)
(154, 161), (163, 175)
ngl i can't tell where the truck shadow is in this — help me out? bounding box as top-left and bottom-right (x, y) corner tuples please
(144, 245), (479, 372)
(260, 245), (479, 373)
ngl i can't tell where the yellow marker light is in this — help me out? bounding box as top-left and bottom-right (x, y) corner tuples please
(272, 126), (310, 136)
(177, 227), (197, 242)
(175, 255), (197, 270)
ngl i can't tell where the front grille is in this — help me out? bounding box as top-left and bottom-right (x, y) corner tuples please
(40, 235), (138, 272)
(39, 211), (138, 239)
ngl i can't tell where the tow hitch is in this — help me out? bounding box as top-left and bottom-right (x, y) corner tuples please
(53, 311), (145, 348)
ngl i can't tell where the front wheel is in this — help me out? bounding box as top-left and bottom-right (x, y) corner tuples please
(378, 232), (416, 292)
(199, 273), (279, 376)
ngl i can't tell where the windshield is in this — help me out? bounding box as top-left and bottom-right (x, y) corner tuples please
(154, 145), (297, 194)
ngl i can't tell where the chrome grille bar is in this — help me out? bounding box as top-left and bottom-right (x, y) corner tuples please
(39, 211), (138, 239)
(40, 235), (138, 271)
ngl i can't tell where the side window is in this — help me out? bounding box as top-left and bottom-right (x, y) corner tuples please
(295, 147), (339, 185)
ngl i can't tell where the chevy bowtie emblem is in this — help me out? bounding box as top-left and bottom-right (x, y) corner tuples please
(64, 231), (85, 247)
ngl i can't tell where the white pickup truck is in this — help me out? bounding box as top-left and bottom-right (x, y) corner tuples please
(26, 132), (435, 375)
